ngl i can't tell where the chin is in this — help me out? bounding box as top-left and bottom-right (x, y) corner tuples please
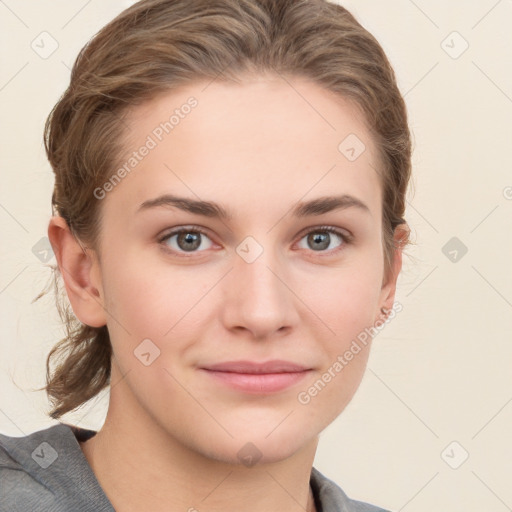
(192, 424), (317, 467)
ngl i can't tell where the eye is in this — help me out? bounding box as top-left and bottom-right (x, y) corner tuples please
(159, 226), (214, 255)
(158, 224), (352, 258)
(296, 226), (351, 253)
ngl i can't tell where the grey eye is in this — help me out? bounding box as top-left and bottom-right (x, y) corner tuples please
(297, 230), (344, 252)
(163, 230), (213, 252)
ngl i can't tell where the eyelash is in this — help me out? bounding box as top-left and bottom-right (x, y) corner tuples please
(158, 224), (353, 258)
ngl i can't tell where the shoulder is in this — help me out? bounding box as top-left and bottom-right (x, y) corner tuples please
(311, 466), (392, 512)
(0, 424), (66, 510)
(0, 423), (113, 512)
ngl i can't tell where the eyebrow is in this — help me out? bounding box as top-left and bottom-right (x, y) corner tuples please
(137, 193), (370, 220)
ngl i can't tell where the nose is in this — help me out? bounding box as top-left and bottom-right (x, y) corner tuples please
(220, 242), (300, 340)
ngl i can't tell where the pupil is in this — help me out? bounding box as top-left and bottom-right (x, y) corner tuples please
(179, 232), (200, 251)
(309, 232), (329, 251)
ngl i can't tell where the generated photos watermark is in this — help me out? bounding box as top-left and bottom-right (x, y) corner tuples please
(297, 300), (403, 405)
(93, 96), (198, 200)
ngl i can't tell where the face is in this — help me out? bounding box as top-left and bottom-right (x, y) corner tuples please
(86, 74), (399, 464)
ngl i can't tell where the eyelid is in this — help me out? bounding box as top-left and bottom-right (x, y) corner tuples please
(158, 224), (212, 241)
(297, 224), (353, 243)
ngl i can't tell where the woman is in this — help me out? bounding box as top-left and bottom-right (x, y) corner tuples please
(0, 0), (411, 510)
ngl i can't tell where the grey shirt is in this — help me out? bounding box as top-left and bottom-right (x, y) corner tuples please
(0, 423), (390, 511)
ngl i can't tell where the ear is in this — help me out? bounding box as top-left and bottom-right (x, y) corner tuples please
(48, 216), (107, 328)
(377, 224), (409, 319)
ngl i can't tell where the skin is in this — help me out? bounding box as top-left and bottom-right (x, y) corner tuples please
(48, 73), (405, 512)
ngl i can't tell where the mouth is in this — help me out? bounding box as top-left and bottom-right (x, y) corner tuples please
(199, 360), (313, 394)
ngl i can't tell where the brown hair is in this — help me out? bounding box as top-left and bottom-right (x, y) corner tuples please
(36, 0), (412, 419)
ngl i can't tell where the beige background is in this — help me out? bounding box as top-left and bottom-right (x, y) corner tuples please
(1, 1), (511, 510)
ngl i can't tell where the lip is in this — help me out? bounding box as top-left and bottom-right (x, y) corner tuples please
(202, 360), (310, 373)
(199, 360), (312, 394)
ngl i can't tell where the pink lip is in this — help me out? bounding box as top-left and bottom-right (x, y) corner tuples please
(199, 360), (312, 394)
(203, 360), (309, 373)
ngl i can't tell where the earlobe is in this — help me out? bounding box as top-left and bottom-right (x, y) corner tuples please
(48, 216), (107, 328)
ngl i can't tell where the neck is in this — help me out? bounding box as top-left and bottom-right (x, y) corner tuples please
(79, 369), (319, 512)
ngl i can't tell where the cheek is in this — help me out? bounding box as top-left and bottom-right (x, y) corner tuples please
(295, 268), (380, 425)
(100, 257), (211, 394)
(103, 253), (212, 334)
(297, 344), (371, 430)
(298, 257), (384, 337)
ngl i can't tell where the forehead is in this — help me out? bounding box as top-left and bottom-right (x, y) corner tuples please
(104, 75), (382, 222)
